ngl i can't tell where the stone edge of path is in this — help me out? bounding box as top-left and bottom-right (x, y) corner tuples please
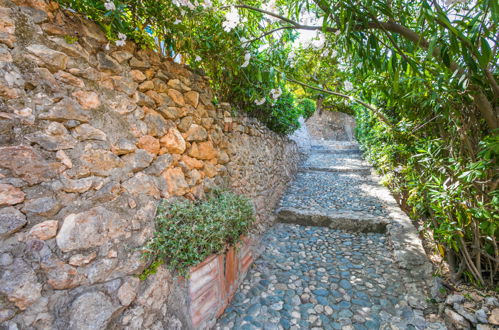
(299, 167), (372, 173)
(275, 172), (436, 313)
(276, 207), (388, 233)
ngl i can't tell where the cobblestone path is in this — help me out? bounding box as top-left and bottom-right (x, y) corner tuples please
(216, 141), (445, 330)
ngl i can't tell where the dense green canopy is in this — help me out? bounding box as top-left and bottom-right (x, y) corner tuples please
(57, 0), (498, 287)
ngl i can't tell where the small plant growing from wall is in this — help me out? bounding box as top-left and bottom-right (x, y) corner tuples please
(141, 188), (255, 278)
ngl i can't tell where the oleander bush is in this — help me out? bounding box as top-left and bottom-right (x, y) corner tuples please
(142, 189), (255, 276)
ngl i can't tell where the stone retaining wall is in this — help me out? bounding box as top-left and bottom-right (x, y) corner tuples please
(306, 110), (356, 141)
(0, 1), (299, 328)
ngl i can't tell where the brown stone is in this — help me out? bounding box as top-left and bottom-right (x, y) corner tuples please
(111, 50), (133, 63)
(81, 150), (124, 176)
(122, 149), (154, 172)
(54, 71), (85, 88)
(61, 176), (94, 193)
(26, 44), (68, 72)
(189, 141), (217, 160)
(181, 155), (204, 169)
(130, 70), (147, 82)
(184, 91), (200, 108)
(0, 146), (63, 184)
(72, 124), (107, 141)
(117, 277), (140, 306)
(97, 52), (122, 74)
(490, 308), (499, 325)
(203, 162), (218, 178)
(167, 88), (185, 106)
(152, 78), (168, 93)
(0, 184), (25, 206)
(160, 128), (186, 154)
(185, 124), (208, 142)
(69, 252), (97, 266)
(178, 116), (194, 132)
(0, 8), (16, 48)
(111, 76), (137, 96)
(28, 220), (58, 240)
(138, 80), (154, 92)
(130, 56), (150, 69)
(56, 150), (73, 168)
(123, 173), (160, 198)
(41, 258), (83, 290)
(137, 135), (160, 155)
(158, 106), (179, 120)
(112, 138), (137, 155)
(162, 167), (189, 196)
(73, 91), (101, 109)
(39, 98), (90, 123)
(143, 112), (169, 137)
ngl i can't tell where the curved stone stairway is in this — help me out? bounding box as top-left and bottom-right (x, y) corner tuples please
(216, 141), (446, 330)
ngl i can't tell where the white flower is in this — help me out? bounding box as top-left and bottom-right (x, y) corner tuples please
(174, 19), (182, 24)
(270, 87), (282, 100)
(195, 55), (202, 61)
(321, 49), (330, 57)
(311, 32), (326, 50)
(104, 42), (110, 51)
(202, 0), (212, 8)
(349, 95), (355, 101)
(344, 81), (354, 92)
(240, 37), (248, 44)
(223, 7), (240, 32)
(104, 1), (116, 11)
(331, 50), (338, 58)
(255, 97), (266, 105)
(115, 32), (126, 47)
(241, 52), (251, 68)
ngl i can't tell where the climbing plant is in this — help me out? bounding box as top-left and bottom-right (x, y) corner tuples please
(56, 0), (498, 286)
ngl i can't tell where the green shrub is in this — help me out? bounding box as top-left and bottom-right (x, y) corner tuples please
(297, 98), (316, 119)
(142, 189), (255, 276)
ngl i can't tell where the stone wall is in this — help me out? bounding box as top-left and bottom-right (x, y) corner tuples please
(305, 110), (356, 141)
(0, 1), (299, 329)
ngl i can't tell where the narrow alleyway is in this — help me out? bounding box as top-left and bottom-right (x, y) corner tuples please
(216, 141), (446, 330)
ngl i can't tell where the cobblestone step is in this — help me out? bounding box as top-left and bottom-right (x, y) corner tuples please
(216, 224), (433, 329)
(279, 171), (388, 217)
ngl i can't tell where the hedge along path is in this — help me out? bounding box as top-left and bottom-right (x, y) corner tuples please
(216, 140), (446, 329)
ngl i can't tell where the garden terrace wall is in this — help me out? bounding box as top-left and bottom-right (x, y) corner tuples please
(0, 1), (299, 329)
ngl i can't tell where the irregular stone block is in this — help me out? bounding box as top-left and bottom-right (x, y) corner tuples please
(160, 128), (185, 154)
(0, 146), (63, 184)
(0, 259), (42, 310)
(0, 206), (27, 237)
(28, 220), (58, 240)
(69, 291), (119, 330)
(26, 44), (68, 72)
(56, 206), (126, 252)
(0, 183), (25, 206)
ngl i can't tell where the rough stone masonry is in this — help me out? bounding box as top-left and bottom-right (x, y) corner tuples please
(0, 1), (299, 328)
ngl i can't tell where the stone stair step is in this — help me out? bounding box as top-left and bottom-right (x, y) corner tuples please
(276, 207), (388, 233)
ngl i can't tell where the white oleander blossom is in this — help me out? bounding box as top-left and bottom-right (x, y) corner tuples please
(270, 87), (282, 100)
(104, 1), (116, 11)
(115, 32), (126, 47)
(311, 32), (326, 50)
(241, 52), (251, 68)
(174, 19), (182, 25)
(222, 7), (240, 32)
(172, 0), (196, 10)
(255, 97), (266, 105)
(344, 81), (354, 92)
(202, 0), (212, 8)
(195, 55), (202, 62)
